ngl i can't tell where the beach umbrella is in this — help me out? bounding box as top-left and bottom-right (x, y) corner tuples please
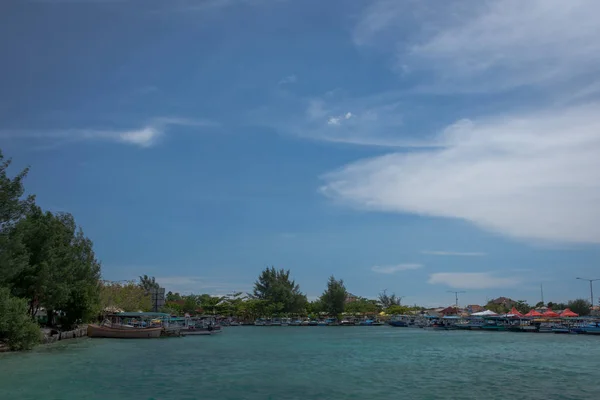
(524, 309), (543, 317)
(542, 308), (560, 318)
(560, 308), (579, 317)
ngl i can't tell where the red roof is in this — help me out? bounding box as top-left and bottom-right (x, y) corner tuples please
(542, 308), (560, 318)
(524, 309), (543, 317)
(509, 307), (524, 317)
(560, 308), (579, 317)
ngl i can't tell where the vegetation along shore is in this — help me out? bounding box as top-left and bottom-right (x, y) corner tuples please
(1, 149), (597, 351)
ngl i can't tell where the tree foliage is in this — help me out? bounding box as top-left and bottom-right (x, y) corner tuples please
(138, 275), (159, 292)
(568, 298), (591, 316)
(378, 290), (403, 308)
(4, 207), (101, 327)
(320, 275), (347, 316)
(345, 297), (380, 314)
(252, 267), (307, 314)
(0, 287), (41, 351)
(100, 281), (151, 312)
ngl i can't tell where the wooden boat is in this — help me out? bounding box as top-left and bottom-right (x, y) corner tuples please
(87, 324), (162, 338)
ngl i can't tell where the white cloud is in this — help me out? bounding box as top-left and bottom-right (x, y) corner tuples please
(118, 126), (162, 147)
(355, 0), (600, 92)
(371, 264), (422, 274)
(278, 74), (297, 85)
(428, 272), (520, 289)
(0, 117), (216, 148)
(321, 103), (600, 244)
(327, 117), (341, 126)
(345, 112), (353, 119)
(421, 251), (486, 257)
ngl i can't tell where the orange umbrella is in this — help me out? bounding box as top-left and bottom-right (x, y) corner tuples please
(560, 308), (579, 317)
(525, 309), (543, 317)
(543, 308), (560, 318)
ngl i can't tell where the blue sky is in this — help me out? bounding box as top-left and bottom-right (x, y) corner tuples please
(2, 0), (600, 307)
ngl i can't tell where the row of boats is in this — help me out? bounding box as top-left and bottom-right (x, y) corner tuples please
(253, 317), (385, 326)
(388, 315), (600, 334)
(87, 312), (222, 339)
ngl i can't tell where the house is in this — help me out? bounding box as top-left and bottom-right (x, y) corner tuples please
(467, 305), (484, 314)
(440, 306), (459, 315)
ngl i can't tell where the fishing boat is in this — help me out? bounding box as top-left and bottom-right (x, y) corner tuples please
(87, 324), (162, 338)
(87, 312), (171, 339)
(580, 322), (600, 334)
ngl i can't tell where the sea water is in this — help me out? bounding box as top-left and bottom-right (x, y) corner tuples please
(1, 327), (599, 399)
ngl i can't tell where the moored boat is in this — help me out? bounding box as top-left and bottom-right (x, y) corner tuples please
(87, 324), (162, 338)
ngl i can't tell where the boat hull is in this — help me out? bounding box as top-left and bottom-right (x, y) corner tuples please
(87, 324), (162, 339)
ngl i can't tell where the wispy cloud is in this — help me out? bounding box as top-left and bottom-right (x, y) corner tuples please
(421, 251), (486, 257)
(0, 117), (217, 148)
(354, 0), (600, 93)
(371, 263), (422, 274)
(321, 102), (600, 244)
(278, 74), (297, 85)
(428, 272), (520, 290)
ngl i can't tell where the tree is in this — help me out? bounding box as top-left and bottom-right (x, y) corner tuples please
(386, 305), (411, 315)
(0, 287), (41, 351)
(345, 297), (380, 314)
(534, 301), (545, 308)
(378, 290), (403, 308)
(252, 267), (307, 314)
(0, 151), (35, 287)
(568, 299), (591, 316)
(139, 275), (159, 292)
(485, 301), (508, 314)
(100, 281), (151, 313)
(166, 291), (182, 302)
(320, 276), (347, 316)
(514, 300), (531, 314)
(7, 207), (101, 327)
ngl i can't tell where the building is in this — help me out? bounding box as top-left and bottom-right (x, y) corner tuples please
(467, 305), (484, 314)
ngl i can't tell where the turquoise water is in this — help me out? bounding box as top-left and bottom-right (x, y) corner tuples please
(2, 327), (600, 399)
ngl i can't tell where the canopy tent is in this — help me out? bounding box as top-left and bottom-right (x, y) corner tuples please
(505, 307), (524, 318)
(542, 309), (560, 318)
(471, 310), (498, 316)
(524, 309), (543, 317)
(560, 308), (579, 317)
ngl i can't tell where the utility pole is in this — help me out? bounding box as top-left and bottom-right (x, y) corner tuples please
(576, 277), (600, 309)
(447, 291), (466, 308)
(540, 283), (544, 305)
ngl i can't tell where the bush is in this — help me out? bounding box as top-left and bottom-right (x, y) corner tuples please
(0, 288), (41, 350)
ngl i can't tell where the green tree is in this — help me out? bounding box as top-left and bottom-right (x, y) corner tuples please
(8, 207), (100, 327)
(378, 290), (403, 308)
(0, 151), (35, 287)
(485, 301), (508, 314)
(138, 275), (159, 292)
(386, 305), (411, 315)
(568, 299), (591, 316)
(514, 300), (531, 314)
(0, 287), (41, 351)
(166, 291), (182, 302)
(320, 276), (347, 316)
(345, 297), (380, 314)
(100, 281), (151, 312)
(252, 267), (307, 314)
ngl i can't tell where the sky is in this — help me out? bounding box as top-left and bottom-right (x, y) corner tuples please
(1, 0), (600, 307)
